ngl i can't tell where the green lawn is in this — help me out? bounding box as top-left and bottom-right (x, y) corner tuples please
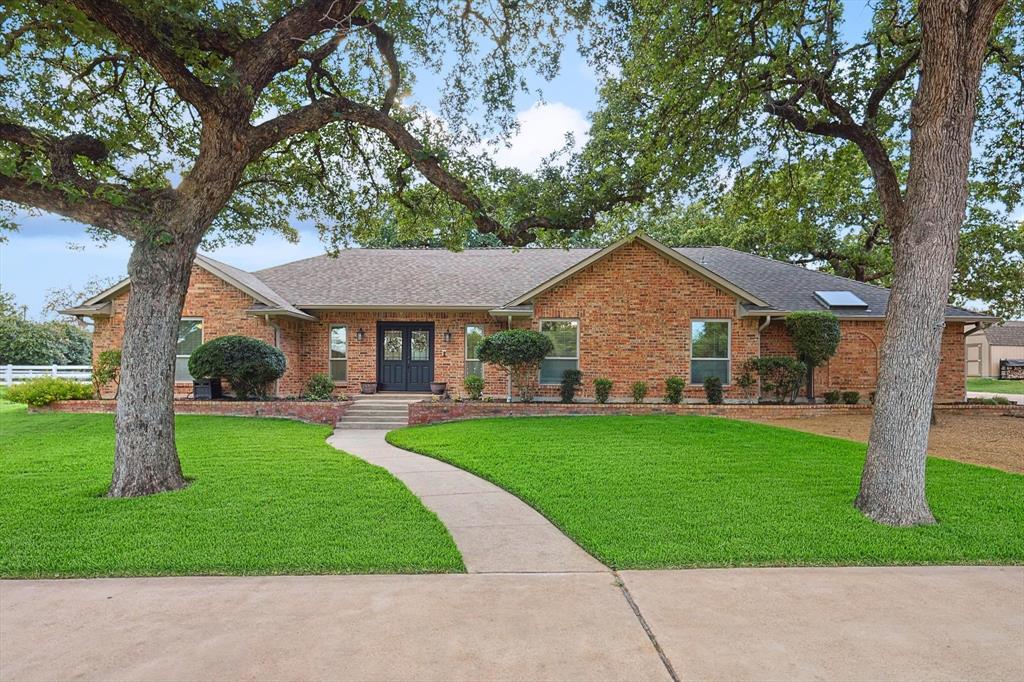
(0, 402), (463, 577)
(388, 416), (1024, 569)
(967, 377), (1024, 394)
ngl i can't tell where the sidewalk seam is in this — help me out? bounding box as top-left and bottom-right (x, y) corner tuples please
(614, 570), (680, 682)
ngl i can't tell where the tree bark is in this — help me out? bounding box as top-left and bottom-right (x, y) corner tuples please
(855, 0), (996, 526)
(109, 233), (201, 497)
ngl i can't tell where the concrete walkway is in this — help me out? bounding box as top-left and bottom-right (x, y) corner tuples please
(2, 567), (1021, 681)
(327, 428), (604, 574)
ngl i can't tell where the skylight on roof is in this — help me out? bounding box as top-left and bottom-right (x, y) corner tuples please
(814, 290), (868, 309)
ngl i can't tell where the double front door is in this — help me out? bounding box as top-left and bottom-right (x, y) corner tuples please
(377, 322), (434, 391)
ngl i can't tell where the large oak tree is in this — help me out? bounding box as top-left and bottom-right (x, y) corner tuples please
(581, 0), (1022, 525)
(0, 0), (602, 497)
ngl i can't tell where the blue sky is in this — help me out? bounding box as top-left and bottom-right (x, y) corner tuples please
(0, 4), (892, 318)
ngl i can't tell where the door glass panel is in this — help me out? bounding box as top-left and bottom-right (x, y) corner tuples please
(410, 330), (429, 361)
(383, 330), (403, 360)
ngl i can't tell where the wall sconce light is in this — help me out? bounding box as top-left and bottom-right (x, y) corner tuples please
(355, 328), (366, 342)
(443, 329), (452, 343)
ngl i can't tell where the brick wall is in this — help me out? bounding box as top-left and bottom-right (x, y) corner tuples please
(759, 319), (966, 402)
(34, 399), (352, 425)
(92, 266), (281, 397)
(408, 400), (1021, 426)
(530, 240), (760, 400)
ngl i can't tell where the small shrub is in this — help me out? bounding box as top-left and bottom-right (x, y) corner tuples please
(594, 378), (612, 404)
(744, 357), (807, 404)
(823, 390), (842, 404)
(302, 373), (335, 401)
(735, 371), (756, 401)
(6, 377), (93, 406)
(664, 376), (684, 404)
(464, 374), (484, 400)
(92, 348), (122, 398)
(559, 369), (583, 403)
(842, 390), (861, 405)
(967, 397), (998, 405)
(991, 396), (1012, 405)
(188, 335), (286, 399)
(703, 376), (723, 404)
(631, 381), (648, 403)
(482, 395), (495, 403)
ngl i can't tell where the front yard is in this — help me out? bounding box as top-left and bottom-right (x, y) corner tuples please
(967, 377), (1024, 394)
(0, 402), (463, 577)
(387, 415), (1024, 569)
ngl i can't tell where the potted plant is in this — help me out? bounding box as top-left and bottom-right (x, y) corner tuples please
(360, 381), (378, 394)
(429, 381), (447, 395)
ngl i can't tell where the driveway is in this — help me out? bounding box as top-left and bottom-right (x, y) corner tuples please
(2, 566), (1021, 681)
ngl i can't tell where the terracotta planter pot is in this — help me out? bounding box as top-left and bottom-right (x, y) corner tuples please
(360, 382), (378, 394)
(429, 382), (447, 395)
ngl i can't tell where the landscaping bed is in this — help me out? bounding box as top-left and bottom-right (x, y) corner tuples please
(32, 397), (352, 425)
(409, 399), (1023, 426)
(388, 415), (1024, 569)
(748, 411), (1024, 473)
(0, 402), (462, 577)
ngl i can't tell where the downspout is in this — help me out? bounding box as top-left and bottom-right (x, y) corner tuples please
(506, 314), (513, 403)
(758, 315), (772, 333)
(266, 315), (282, 398)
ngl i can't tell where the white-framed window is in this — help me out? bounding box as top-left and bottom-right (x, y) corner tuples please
(690, 319), (730, 385)
(329, 325), (347, 381)
(465, 325), (484, 378)
(175, 318), (203, 382)
(539, 319), (579, 384)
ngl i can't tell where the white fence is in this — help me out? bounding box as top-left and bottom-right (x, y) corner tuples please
(2, 365), (92, 386)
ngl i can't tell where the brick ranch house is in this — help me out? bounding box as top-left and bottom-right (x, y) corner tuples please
(65, 233), (992, 402)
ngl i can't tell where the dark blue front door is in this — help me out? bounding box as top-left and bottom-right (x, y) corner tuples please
(377, 322), (434, 391)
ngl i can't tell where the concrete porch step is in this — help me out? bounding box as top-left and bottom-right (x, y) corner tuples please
(342, 414), (409, 422)
(337, 421), (408, 430)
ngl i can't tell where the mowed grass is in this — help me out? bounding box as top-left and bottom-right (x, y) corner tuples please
(967, 377), (1024, 395)
(388, 416), (1024, 569)
(0, 403), (463, 577)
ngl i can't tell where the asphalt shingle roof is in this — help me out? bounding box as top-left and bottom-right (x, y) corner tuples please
(984, 321), (1024, 346)
(249, 245), (989, 320)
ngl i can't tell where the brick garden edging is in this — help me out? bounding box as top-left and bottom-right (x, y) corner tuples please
(408, 400), (1024, 426)
(34, 399), (353, 426)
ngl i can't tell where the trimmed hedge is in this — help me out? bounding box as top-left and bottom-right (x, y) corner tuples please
(5, 377), (93, 406)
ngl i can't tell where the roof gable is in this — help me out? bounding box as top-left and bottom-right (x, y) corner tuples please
(72, 254), (312, 321)
(504, 233), (770, 308)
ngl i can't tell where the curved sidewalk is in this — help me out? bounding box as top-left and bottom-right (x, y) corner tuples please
(328, 429), (605, 574)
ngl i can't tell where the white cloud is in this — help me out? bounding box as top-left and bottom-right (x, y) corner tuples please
(491, 101), (589, 173)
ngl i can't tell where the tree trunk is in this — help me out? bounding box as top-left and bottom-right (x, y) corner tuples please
(806, 365), (816, 404)
(109, 234), (201, 497)
(855, 2), (993, 526)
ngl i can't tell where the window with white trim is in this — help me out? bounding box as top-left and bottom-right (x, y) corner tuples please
(329, 325), (347, 381)
(539, 319), (579, 384)
(175, 318), (203, 382)
(690, 320), (730, 385)
(465, 325), (484, 378)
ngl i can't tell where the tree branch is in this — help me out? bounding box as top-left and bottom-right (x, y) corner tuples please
(351, 18), (401, 113)
(69, 0), (219, 114)
(865, 49), (920, 123)
(0, 175), (142, 239)
(232, 0), (362, 103)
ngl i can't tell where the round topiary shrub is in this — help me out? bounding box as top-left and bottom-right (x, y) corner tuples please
(188, 335), (286, 399)
(477, 329), (553, 402)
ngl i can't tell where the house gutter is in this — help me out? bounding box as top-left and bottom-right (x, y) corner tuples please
(266, 315), (282, 398)
(964, 321), (992, 337)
